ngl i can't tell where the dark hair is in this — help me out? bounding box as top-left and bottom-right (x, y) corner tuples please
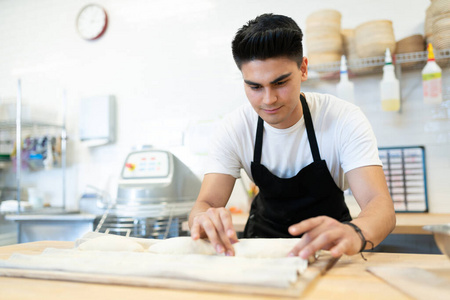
(231, 13), (304, 69)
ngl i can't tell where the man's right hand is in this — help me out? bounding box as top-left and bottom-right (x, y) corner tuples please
(190, 207), (239, 256)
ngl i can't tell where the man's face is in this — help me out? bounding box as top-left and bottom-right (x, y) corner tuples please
(241, 56), (308, 129)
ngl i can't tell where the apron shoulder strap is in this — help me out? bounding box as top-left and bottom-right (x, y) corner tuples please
(300, 94), (322, 162)
(254, 116), (264, 164)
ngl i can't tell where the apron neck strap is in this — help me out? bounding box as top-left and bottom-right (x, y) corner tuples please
(300, 93), (322, 162)
(253, 93), (322, 164)
(253, 116), (264, 163)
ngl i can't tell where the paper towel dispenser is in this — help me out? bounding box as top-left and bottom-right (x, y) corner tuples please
(79, 95), (116, 147)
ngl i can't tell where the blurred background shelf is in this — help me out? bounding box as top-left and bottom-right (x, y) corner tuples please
(307, 48), (450, 80)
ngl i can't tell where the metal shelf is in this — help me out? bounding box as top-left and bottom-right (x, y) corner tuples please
(307, 48), (450, 79)
(2, 79), (68, 216)
(0, 121), (64, 130)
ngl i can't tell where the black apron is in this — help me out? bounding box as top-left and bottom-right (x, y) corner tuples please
(243, 94), (351, 238)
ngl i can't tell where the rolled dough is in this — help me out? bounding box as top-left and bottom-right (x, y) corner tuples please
(77, 235), (145, 252)
(149, 237), (216, 255)
(148, 237), (301, 258)
(234, 238), (301, 258)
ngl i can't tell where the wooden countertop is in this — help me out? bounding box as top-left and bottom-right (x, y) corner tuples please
(184, 213), (450, 235)
(1, 241), (449, 300)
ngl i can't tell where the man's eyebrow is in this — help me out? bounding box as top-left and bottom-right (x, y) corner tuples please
(244, 79), (260, 86)
(244, 73), (292, 86)
(270, 73), (291, 84)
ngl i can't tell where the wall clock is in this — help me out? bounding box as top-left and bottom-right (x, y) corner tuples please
(76, 4), (108, 40)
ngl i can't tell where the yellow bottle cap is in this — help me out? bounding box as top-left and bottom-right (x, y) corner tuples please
(427, 43), (435, 61)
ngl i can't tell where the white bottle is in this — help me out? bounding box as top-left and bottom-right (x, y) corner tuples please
(336, 55), (355, 103)
(43, 139), (53, 170)
(422, 43), (442, 104)
(380, 48), (400, 111)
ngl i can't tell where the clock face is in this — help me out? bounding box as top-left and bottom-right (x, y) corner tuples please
(77, 4), (108, 40)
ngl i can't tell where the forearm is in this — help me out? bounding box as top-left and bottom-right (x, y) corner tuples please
(345, 165), (396, 250)
(188, 173), (236, 230)
(351, 195), (396, 249)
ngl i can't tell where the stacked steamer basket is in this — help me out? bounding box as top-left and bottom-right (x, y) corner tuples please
(395, 35), (426, 69)
(341, 29), (358, 73)
(425, 3), (434, 45)
(355, 20), (396, 57)
(426, 0), (450, 50)
(354, 20), (396, 74)
(305, 9), (343, 67)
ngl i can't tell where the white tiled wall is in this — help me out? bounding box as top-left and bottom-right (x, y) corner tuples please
(0, 0), (448, 213)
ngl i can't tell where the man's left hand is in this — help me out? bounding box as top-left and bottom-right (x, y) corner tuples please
(287, 216), (361, 259)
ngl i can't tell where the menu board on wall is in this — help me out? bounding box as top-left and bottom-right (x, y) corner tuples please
(378, 146), (428, 213)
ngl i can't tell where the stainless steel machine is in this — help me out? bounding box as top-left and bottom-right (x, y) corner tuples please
(94, 149), (201, 239)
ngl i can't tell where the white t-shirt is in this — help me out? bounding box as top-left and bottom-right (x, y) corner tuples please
(205, 92), (382, 191)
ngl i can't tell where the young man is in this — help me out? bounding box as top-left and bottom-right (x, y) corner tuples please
(189, 13), (395, 259)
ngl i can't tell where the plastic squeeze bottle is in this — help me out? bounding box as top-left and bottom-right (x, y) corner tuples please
(380, 48), (400, 111)
(422, 43), (442, 104)
(43, 140), (54, 170)
(336, 55), (355, 103)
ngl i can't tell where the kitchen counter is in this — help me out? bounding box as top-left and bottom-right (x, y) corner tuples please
(5, 213), (97, 221)
(5, 213), (96, 243)
(0, 241), (449, 299)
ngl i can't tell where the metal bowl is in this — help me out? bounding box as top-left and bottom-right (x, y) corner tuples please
(423, 224), (450, 259)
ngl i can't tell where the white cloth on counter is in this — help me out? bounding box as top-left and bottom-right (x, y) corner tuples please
(0, 247), (307, 288)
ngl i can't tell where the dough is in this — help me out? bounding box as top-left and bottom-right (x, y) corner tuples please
(75, 232), (161, 249)
(77, 235), (144, 252)
(148, 237), (301, 258)
(234, 238), (301, 258)
(148, 237), (216, 255)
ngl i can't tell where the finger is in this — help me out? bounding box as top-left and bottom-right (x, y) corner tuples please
(200, 217), (225, 254)
(296, 229), (342, 259)
(217, 211), (236, 255)
(288, 219), (332, 255)
(288, 232), (312, 256)
(207, 209), (235, 255)
(190, 222), (201, 240)
(220, 211), (239, 244)
(205, 209), (231, 253)
(329, 239), (351, 257)
(288, 216), (326, 236)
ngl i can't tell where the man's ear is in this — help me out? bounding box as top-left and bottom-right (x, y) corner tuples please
(300, 57), (308, 82)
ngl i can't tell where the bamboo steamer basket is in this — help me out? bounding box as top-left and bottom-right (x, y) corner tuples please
(433, 33), (450, 49)
(306, 36), (342, 53)
(425, 3), (434, 39)
(308, 53), (341, 66)
(355, 20), (396, 58)
(305, 9), (342, 67)
(426, 0), (450, 51)
(341, 29), (357, 57)
(305, 25), (341, 37)
(356, 41), (396, 58)
(432, 13), (450, 49)
(432, 13), (450, 33)
(395, 35), (425, 68)
(396, 35), (425, 53)
(429, 0), (450, 17)
(355, 20), (393, 33)
(341, 29), (359, 69)
(306, 9), (341, 27)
